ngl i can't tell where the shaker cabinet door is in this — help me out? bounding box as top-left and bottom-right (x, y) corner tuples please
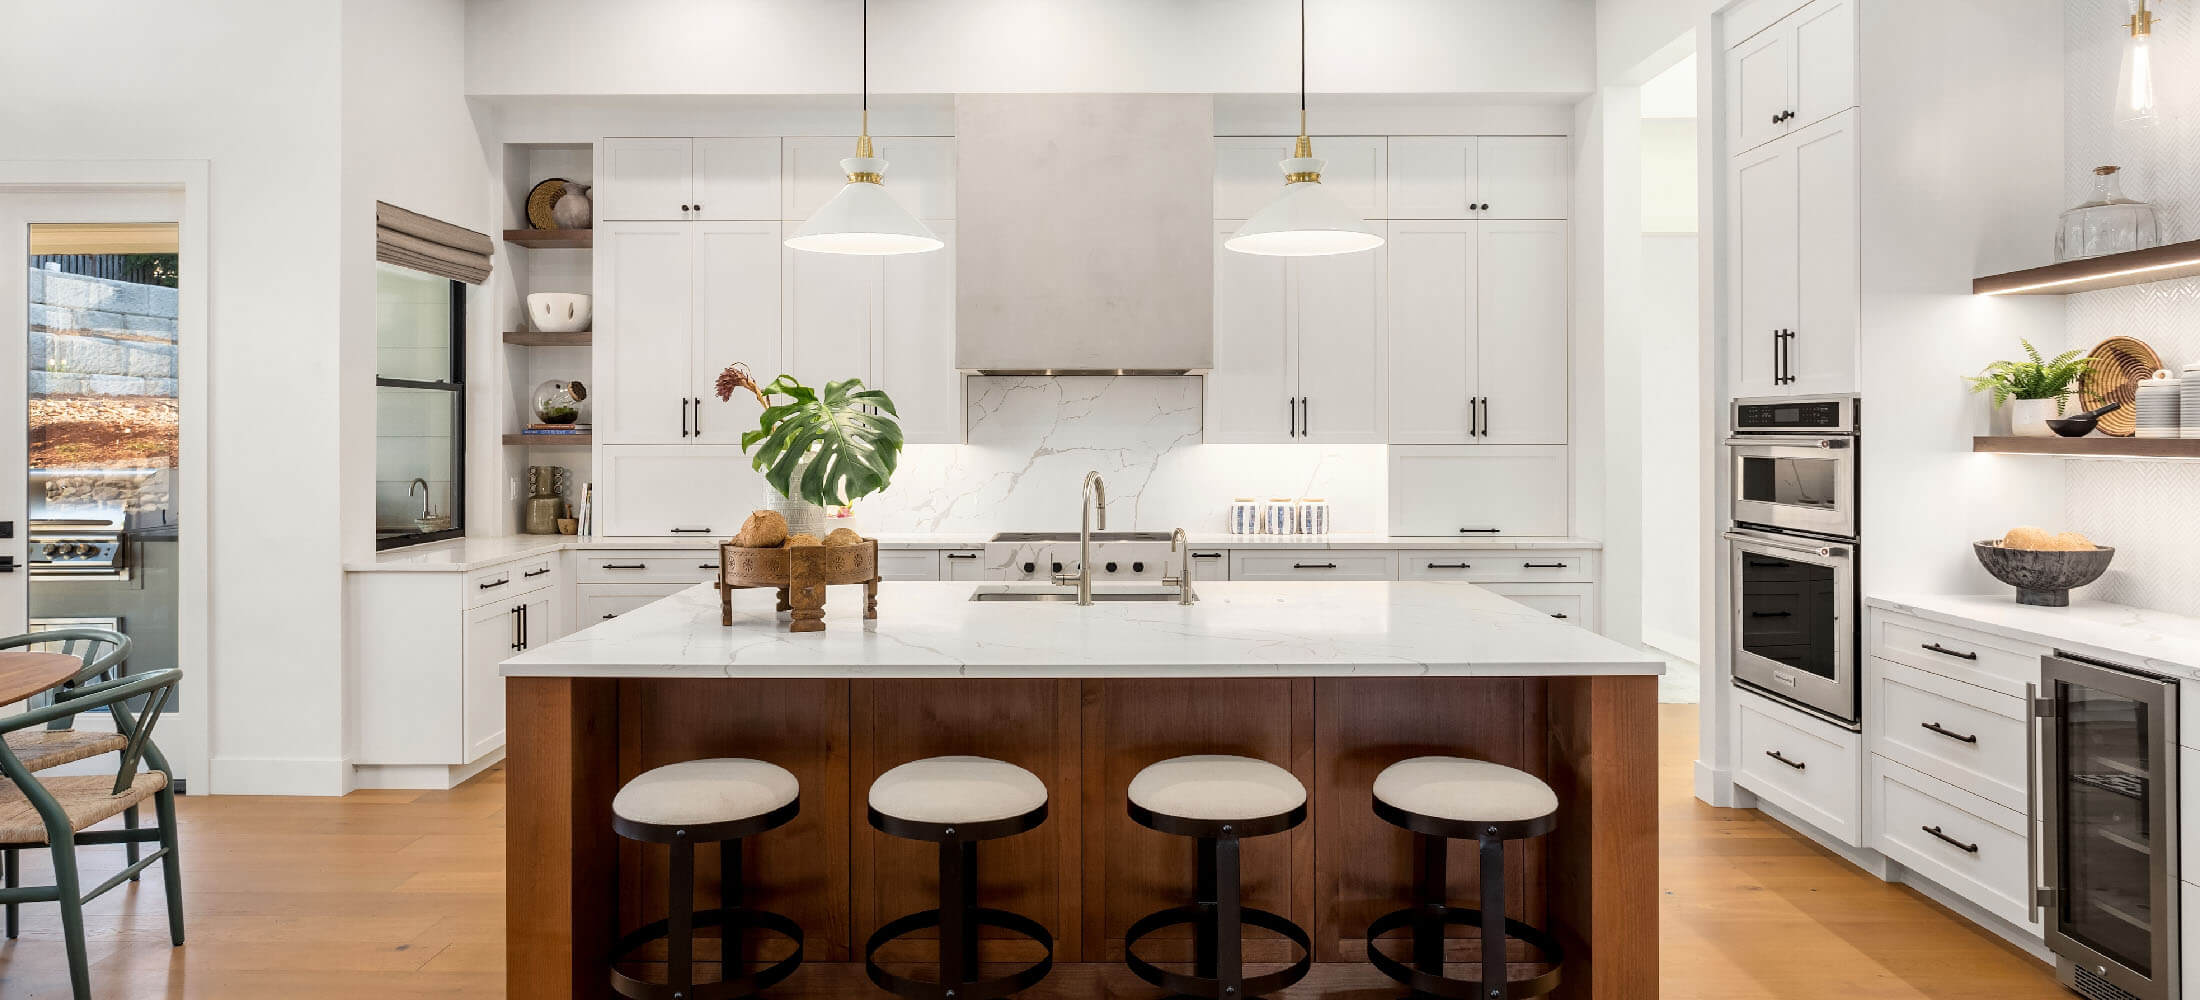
(1386, 137), (1478, 219)
(598, 138), (695, 221)
(1290, 246), (1386, 444)
(1477, 137), (1571, 220)
(1207, 222), (1295, 443)
(782, 242), (880, 391)
(691, 138), (783, 221)
(462, 600), (518, 763)
(1727, 27), (1794, 156)
(1385, 221), (1478, 443)
(1789, 0), (1858, 133)
(1729, 140), (1797, 398)
(689, 222), (784, 445)
(596, 224), (697, 443)
(1475, 221), (1569, 445)
(1388, 446), (1570, 538)
(1787, 110), (1859, 396)
(877, 222), (962, 444)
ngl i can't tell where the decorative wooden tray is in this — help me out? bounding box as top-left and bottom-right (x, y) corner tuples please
(719, 538), (879, 633)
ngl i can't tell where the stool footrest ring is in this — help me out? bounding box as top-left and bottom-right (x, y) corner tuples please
(863, 906), (1055, 1000)
(1122, 903), (1313, 999)
(1365, 905), (1564, 1000)
(609, 906), (805, 1000)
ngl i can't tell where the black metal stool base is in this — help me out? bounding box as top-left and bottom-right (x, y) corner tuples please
(1365, 904), (1564, 1000)
(863, 906), (1055, 1000)
(609, 906), (805, 1000)
(1122, 902), (1313, 999)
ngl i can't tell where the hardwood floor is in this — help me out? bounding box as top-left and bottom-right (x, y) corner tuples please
(0, 705), (2070, 998)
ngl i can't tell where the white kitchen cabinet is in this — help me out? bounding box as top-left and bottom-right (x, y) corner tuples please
(1229, 549), (1398, 582)
(1206, 222), (1386, 444)
(1385, 221), (1566, 445)
(599, 137), (781, 221)
(1215, 137), (1385, 221)
(597, 446), (762, 537)
(1725, 0), (1856, 156)
(1727, 110), (1857, 398)
(1385, 137), (1569, 220)
(597, 222), (781, 444)
(782, 136), (956, 222)
(1388, 445), (1570, 537)
(1737, 687), (1864, 847)
(783, 224), (963, 444)
(1480, 582), (1597, 627)
(463, 590), (543, 763)
(579, 584), (689, 624)
(877, 548), (942, 582)
(940, 549), (993, 581)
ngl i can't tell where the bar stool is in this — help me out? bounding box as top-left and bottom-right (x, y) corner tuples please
(1123, 754), (1311, 1000)
(610, 759), (805, 1000)
(865, 756), (1054, 1000)
(1364, 756), (1565, 1000)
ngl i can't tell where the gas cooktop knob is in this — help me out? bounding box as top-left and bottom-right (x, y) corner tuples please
(1051, 561), (1064, 574)
(1022, 561), (1036, 574)
(1104, 561), (1119, 573)
(1132, 561), (1145, 573)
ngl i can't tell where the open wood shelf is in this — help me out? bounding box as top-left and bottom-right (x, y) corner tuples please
(503, 433), (592, 446)
(1974, 435), (2200, 458)
(501, 330), (591, 347)
(1974, 238), (2200, 295)
(501, 229), (593, 249)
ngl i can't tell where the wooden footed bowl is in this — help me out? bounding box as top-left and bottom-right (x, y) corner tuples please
(720, 538), (880, 632)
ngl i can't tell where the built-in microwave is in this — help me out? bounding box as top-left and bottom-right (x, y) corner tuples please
(1727, 396), (1858, 539)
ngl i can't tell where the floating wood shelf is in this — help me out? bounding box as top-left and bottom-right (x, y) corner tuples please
(1973, 238), (2200, 295)
(1974, 435), (2200, 458)
(501, 229), (593, 249)
(502, 330), (592, 347)
(503, 433), (592, 446)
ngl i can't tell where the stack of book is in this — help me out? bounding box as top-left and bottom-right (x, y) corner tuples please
(520, 423), (591, 436)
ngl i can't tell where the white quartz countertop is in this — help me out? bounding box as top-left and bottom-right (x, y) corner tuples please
(503, 580), (1664, 680)
(1868, 594), (2200, 678)
(352, 533), (1603, 573)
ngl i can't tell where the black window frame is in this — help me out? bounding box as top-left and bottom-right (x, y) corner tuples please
(373, 275), (467, 551)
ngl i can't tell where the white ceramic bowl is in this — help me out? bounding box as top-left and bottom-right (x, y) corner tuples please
(526, 292), (593, 333)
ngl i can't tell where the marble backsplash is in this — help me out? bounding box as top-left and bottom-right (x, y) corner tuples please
(850, 376), (1389, 535)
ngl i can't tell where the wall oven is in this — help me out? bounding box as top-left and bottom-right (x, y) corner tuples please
(1727, 396), (1858, 539)
(1725, 527), (1856, 726)
(2036, 653), (2179, 1000)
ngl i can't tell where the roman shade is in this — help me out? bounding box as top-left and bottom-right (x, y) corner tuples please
(374, 201), (493, 284)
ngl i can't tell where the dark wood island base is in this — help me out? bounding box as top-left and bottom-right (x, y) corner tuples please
(508, 674), (1656, 1000)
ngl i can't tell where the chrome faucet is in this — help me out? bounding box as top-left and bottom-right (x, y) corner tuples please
(1051, 471), (1107, 605)
(409, 477), (432, 516)
(1163, 528), (1198, 605)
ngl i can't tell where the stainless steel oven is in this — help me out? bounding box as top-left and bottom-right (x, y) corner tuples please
(1726, 527), (1857, 727)
(2036, 653), (2179, 1000)
(1728, 396), (1858, 539)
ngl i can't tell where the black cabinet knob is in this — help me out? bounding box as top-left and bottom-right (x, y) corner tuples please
(1132, 561), (1145, 573)
(1104, 561), (1119, 573)
(1022, 561), (1036, 574)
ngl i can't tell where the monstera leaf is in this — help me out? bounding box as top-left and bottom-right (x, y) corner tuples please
(735, 373), (903, 508)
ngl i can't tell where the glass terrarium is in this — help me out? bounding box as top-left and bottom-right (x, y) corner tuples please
(532, 379), (587, 425)
(2056, 165), (2162, 261)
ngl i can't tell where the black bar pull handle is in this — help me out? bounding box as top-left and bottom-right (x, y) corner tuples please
(669, 527), (714, 534)
(681, 396), (690, 438)
(1191, 552), (1223, 560)
(1920, 721), (1979, 744)
(478, 577), (509, 590)
(1287, 396), (1296, 437)
(1749, 610), (1793, 619)
(1921, 642), (1978, 661)
(602, 562), (648, 570)
(1300, 396), (1309, 437)
(1764, 749), (1806, 771)
(1921, 825), (1980, 853)
(1293, 562), (1338, 570)
(946, 553), (979, 560)
(1427, 562), (1471, 570)
(1523, 562), (1569, 569)
(523, 567), (551, 578)
(1458, 528), (1502, 534)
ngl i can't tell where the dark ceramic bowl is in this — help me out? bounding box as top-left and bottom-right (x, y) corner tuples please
(1973, 541), (2115, 607)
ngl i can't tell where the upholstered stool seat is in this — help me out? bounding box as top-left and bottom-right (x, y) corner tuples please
(608, 759), (803, 1000)
(1122, 754), (1311, 1000)
(865, 756), (1053, 1000)
(1365, 756), (1564, 1000)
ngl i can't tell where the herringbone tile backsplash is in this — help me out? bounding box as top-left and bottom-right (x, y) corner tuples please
(2062, 0), (2200, 616)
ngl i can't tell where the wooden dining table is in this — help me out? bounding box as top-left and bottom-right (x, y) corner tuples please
(0, 651), (83, 706)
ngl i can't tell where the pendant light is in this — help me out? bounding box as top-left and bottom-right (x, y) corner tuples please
(2117, 0), (2161, 129)
(786, 0), (942, 255)
(1227, 0), (1383, 257)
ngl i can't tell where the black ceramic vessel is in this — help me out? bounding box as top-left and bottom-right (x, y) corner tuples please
(1972, 541), (2116, 607)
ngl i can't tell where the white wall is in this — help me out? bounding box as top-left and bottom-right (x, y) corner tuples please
(0, 0), (346, 794)
(465, 0), (1595, 98)
(1639, 88), (1701, 662)
(1596, 0), (1728, 83)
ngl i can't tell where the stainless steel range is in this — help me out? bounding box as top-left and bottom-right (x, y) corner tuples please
(28, 509), (129, 580)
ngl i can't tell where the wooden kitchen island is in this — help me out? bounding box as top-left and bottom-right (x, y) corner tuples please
(503, 580), (1660, 1000)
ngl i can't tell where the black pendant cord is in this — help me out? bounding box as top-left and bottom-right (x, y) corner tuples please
(1300, 0), (1307, 117)
(862, 0), (869, 116)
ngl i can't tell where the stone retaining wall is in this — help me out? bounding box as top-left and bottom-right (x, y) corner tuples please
(27, 267), (179, 397)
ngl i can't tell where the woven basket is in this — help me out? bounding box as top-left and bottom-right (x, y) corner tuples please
(2080, 336), (2162, 438)
(524, 178), (569, 230)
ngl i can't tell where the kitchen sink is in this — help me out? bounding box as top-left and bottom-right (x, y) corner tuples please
(988, 531), (1176, 543)
(968, 585), (1191, 603)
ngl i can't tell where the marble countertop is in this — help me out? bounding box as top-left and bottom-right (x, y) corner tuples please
(353, 533), (1604, 573)
(1868, 594), (2200, 678)
(503, 580), (1665, 680)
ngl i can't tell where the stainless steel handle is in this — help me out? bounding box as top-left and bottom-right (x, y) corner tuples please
(1724, 435), (1850, 450)
(1921, 825), (1979, 854)
(1764, 749), (1806, 771)
(1920, 721), (1979, 744)
(1725, 530), (1847, 560)
(478, 577), (509, 590)
(1921, 642), (1978, 661)
(2025, 681), (2044, 923)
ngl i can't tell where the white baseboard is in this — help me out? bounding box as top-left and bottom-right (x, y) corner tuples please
(351, 747), (506, 791)
(1693, 761), (1743, 807)
(207, 755), (354, 796)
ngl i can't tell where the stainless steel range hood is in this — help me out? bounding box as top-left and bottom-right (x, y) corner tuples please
(953, 94), (1215, 375)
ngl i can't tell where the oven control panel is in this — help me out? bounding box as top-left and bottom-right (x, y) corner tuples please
(33, 538), (119, 564)
(1735, 395), (1857, 432)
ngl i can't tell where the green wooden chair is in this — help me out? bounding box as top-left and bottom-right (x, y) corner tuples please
(0, 659), (183, 1000)
(1, 627), (136, 942)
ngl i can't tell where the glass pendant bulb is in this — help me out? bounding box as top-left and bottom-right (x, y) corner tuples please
(2117, 0), (2161, 128)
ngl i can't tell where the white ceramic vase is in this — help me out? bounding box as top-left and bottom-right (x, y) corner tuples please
(766, 453), (828, 537)
(2008, 396), (2069, 438)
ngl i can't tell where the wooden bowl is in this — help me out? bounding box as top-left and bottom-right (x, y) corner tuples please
(720, 538), (879, 632)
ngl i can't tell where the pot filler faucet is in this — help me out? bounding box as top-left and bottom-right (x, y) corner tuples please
(1052, 471), (1107, 605)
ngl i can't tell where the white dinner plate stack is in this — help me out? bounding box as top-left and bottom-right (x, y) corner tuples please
(2136, 369), (2183, 439)
(2185, 364), (2200, 438)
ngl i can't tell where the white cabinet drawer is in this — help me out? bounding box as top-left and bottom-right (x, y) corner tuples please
(878, 548), (942, 582)
(1481, 583), (1594, 627)
(1398, 550), (1592, 582)
(1389, 446), (1570, 538)
(1185, 550), (1231, 582)
(1737, 690), (1862, 846)
(576, 550), (720, 585)
(464, 556), (557, 610)
(597, 446), (758, 537)
(578, 583), (690, 623)
(1229, 550), (1398, 581)
(1871, 611), (2045, 693)
(1868, 657), (2030, 814)
(940, 549), (996, 581)
(1871, 756), (2033, 929)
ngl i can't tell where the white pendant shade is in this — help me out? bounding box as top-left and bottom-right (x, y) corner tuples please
(786, 156), (942, 255)
(1226, 156), (1383, 257)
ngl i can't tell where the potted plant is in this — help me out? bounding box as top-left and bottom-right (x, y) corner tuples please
(717, 363), (904, 535)
(1966, 340), (2098, 438)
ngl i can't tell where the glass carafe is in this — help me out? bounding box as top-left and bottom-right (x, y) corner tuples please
(2057, 165), (2163, 261)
